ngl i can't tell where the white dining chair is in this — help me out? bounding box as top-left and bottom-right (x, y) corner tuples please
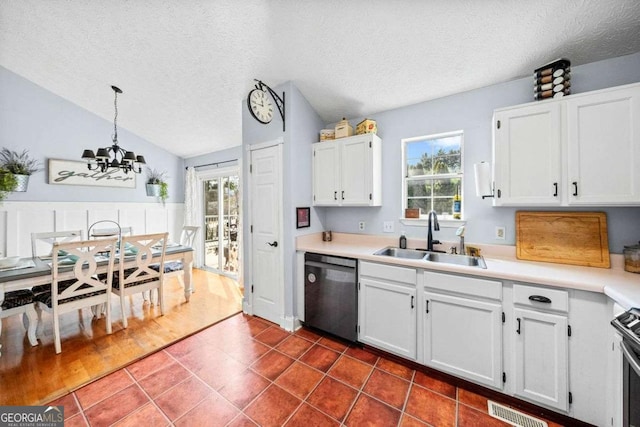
(147, 226), (199, 302)
(111, 232), (168, 328)
(31, 230), (84, 258)
(34, 237), (117, 354)
(0, 289), (38, 348)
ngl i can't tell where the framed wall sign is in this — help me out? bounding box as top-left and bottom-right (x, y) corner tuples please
(296, 207), (310, 228)
(48, 159), (136, 188)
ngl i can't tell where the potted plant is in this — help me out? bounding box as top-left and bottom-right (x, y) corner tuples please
(0, 167), (18, 202)
(0, 148), (42, 192)
(146, 168), (169, 203)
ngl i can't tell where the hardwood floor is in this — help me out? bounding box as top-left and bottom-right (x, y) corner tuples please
(0, 269), (243, 405)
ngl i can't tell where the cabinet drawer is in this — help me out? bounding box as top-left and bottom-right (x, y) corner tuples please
(424, 271), (502, 300)
(360, 261), (416, 285)
(513, 284), (568, 313)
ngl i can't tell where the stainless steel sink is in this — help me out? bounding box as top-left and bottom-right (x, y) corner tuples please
(373, 246), (428, 260)
(424, 252), (487, 269)
(373, 246), (487, 268)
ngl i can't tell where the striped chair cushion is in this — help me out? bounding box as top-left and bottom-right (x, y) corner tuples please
(149, 261), (183, 273)
(33, 281), (106, 308)
(1, 289), (34, 310)
(111, 268), (157, 290)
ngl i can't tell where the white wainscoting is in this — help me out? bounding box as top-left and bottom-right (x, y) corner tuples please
(0, 201), (184, 257)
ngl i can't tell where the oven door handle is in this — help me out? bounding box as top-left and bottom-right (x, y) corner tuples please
(621, 341), (640, 378)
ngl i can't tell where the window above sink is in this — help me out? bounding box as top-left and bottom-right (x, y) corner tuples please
(402, 130), (464, 222)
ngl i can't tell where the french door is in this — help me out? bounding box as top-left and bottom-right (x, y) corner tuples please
(203, 172), (240, 277)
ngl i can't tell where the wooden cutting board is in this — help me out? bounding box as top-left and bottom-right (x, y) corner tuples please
(515, 211), (610, 268)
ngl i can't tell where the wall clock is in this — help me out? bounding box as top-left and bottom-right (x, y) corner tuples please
(247, 80), (286, 131)
(248, 89), (274, 124)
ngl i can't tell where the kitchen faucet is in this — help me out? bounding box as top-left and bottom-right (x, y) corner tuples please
(427, 210), (441, 252)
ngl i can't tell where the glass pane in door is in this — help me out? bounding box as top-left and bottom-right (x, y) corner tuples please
(222, 176), (240, 274)
(203, 174), (240, 277)
(204, 179), (219, 270)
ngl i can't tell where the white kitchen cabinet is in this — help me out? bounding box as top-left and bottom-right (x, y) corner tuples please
(493, 102), (562, 206)
(492, 82), (640, 206)
(312, 134), (382, 206)
(423, 271), (503, 389)
(511, 284), (569, 412)
(358, 261), (417, 359)
(566, 84), (640, 205)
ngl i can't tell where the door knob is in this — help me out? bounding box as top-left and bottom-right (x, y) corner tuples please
(267, 241), (278, 247)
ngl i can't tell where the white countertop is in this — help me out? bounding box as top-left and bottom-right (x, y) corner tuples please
(296, 232), (640, 309)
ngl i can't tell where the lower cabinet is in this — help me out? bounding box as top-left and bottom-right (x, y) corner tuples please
(512, 307), (569, 411)
(423, 271), (503, 389)
(510, 283), (569, 412)
(358, 261), (417, 360)
(355, 261), (607, 426)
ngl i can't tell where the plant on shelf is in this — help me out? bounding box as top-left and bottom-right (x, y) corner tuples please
(0, 167), (18, 202)
(0, 148), (42, 192)
(145, 168), (169, 204)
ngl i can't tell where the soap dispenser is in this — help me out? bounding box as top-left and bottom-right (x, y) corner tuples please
(399, 232), (407, 249)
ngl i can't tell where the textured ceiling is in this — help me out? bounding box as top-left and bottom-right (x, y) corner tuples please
(1, 0), (640, 158)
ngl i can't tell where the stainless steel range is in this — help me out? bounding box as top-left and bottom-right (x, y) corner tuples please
(611, 308), (640, 427)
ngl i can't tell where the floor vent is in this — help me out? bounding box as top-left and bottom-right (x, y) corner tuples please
(487, 400), (548, 427)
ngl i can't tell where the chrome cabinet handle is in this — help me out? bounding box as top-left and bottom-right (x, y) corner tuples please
(267, 241), (278, 247)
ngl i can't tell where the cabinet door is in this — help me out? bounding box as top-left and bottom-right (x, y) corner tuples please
(566, 85), (640, 205)
(513, 307), (568, 411)
(341, 137), (373, 205)
(359, 278), (417, 359)
(312, 141), (340, 205)
(493, 103), (562, 206)
(423, 291), (503, 388)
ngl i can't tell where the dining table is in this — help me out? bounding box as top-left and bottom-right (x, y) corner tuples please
(0, 244), (194, 357)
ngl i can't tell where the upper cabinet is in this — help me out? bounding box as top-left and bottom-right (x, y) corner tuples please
(493, 82), (640, 206)
(493, 103), (563, 206)
(312, 133), (382, 206)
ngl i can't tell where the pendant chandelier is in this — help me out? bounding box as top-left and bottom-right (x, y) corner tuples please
(82, 85), (146, 174)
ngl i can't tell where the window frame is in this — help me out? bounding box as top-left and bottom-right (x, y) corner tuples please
(401, 130), (464, 223)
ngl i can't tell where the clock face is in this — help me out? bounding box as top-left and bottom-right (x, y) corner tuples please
(248, 89), (274, 124)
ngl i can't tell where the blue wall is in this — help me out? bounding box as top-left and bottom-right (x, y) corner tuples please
(241, 81), (325, 320)
(321, 52), (640, 253)
(0, 66), (185, 202)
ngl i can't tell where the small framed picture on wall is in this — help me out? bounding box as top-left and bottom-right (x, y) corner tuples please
(296, 207), (310, 228)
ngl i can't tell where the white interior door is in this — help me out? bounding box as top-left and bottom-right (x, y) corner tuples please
(249, 143), (283, 324)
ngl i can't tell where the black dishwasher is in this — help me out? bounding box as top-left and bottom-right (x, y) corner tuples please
(304, 252), (358, 342)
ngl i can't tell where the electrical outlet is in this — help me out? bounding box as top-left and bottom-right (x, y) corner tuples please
(495, 226), (506, 240)
(358, 221), (366, 231)
(383, 221), (394, 233)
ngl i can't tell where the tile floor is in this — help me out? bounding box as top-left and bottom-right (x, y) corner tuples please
(47, 314), (564, 426)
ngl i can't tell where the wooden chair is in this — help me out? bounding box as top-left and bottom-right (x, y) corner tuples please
(111, 233), (168, 328)
(156, 226), (199, 273)
(148, 226), (199, 301)
(31, 230), (85, 311)
(31, 230), (83, 258)
(1, 289), (38, 348)
(90, 226), (133, 239)
(34, 237), (117, 354)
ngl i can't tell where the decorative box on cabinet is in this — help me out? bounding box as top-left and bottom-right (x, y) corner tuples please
(312, 133), (382, 206)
